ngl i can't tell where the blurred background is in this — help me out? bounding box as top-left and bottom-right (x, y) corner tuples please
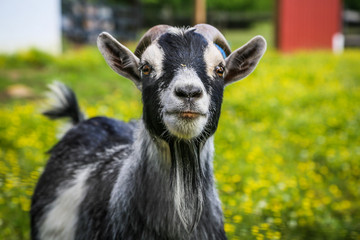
(0, 0), (360, 239)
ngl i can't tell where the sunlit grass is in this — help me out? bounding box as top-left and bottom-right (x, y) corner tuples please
(215, 50), (360, 239)
(0, 32), (360, 239)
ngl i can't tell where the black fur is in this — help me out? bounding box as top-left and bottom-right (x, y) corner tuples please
(140, 31), (225, 231)
(30, 117), (136, 239)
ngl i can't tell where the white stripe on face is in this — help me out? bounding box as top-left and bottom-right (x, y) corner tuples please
(203, 43), (226, 79)
(141, 43), (165, 78)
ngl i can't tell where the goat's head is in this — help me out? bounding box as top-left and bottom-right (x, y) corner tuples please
(97, 24), (266, 141)
(98, 25), (266, 231)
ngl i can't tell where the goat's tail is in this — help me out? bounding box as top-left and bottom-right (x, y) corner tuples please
(43, 81), (85, 125)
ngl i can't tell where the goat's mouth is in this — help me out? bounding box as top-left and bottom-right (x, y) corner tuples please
(167, 111), (206, 119)
(163, 110), (208, 139)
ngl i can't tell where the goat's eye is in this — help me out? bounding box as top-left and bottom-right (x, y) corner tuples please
(141, 64), (152, 75)
(215, 66), (225, 77)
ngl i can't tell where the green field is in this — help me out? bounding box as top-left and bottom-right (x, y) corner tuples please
(1, 25), (360, 239)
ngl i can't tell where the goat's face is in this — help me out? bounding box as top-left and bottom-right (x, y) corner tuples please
(97, 25), (266, 141)
(140, 30), (225, 140)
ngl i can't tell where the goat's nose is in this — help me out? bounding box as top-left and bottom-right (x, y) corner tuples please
(175, 85), (203, 99)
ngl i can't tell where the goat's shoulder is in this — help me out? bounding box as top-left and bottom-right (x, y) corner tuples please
(36, 116), (136, 192)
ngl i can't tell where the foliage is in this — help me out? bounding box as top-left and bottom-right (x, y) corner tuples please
(217, 49), (360, 239)
(207, 0), (273, 12)
(345, 0), (360, 11)
(140, 0), (273, 21)
(140, 0), (273, 12)
(1, 30), (360, 239)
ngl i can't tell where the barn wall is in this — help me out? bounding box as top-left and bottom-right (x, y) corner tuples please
(277, 0), (342, 52)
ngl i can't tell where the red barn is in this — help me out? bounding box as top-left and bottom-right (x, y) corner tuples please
(276, 0), (342, 52)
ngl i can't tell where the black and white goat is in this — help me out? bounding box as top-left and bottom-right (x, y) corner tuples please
(31, 24), (266, 240)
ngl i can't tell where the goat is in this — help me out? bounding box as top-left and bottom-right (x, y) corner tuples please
(31, 24), (266, 240)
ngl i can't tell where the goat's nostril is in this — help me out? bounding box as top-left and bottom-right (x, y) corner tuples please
(190, 88), (203, 98)
(175, 86), (203, 99)
(175, 87), (188, 98)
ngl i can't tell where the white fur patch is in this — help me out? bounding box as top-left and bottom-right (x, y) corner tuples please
(141, 43), (165, 79)
(203, 44), (226, 79)
(39, 168), (91, 240)
(167, 26), (193, 36)
(102, 144), (130, 156)
(200, 136), (215, 164)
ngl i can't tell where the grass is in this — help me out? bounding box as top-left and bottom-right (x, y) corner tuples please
(1, 24), (360, 239)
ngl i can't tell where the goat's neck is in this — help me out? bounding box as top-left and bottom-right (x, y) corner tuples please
(110, 121), (215, 234)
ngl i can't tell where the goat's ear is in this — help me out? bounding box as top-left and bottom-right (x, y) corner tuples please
(224, 36), (266, 86)
(97, 32), (141, 90)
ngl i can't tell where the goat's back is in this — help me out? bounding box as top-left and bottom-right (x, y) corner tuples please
(31, 117), (136, 240)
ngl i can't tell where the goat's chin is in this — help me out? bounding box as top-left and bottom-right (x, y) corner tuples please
(163, 114), (208, 140)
